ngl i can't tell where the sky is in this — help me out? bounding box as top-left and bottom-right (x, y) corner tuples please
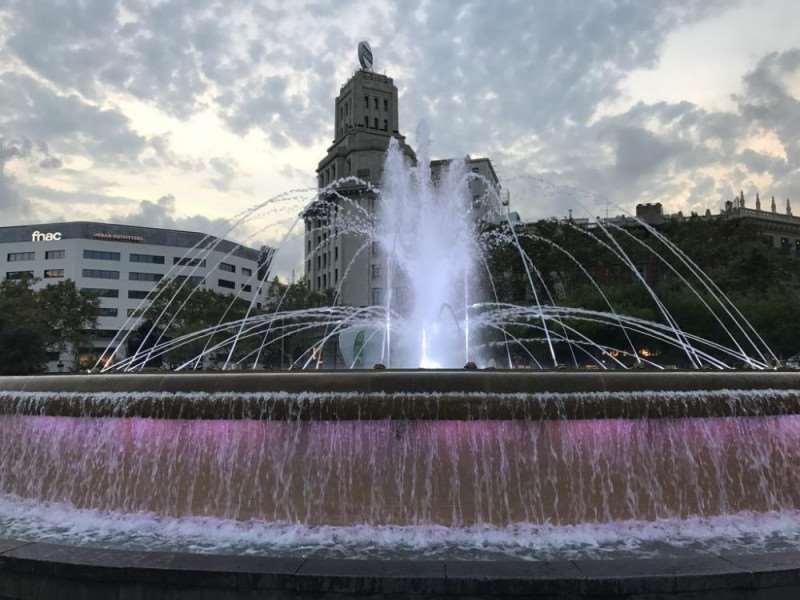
(1, 0), (799, 277)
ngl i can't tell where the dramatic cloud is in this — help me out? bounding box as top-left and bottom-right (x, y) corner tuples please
(0, 0), (798, 276)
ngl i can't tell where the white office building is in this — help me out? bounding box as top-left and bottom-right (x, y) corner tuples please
(0, 221), (271, 371)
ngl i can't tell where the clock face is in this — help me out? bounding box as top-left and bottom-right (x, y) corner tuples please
(358, 41), (373, 71)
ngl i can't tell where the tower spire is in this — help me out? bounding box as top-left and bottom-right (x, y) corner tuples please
(787, 198), (793, 217)
(771, 196), (777, 213)
(755, 192), (761, 211)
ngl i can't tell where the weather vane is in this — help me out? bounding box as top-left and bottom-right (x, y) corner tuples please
(358, 41), (373, 71)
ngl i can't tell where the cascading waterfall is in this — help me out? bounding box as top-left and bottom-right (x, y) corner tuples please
(2, 387), (800, 559)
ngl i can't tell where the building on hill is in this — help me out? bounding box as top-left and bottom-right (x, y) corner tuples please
(631, 192), (800, 257)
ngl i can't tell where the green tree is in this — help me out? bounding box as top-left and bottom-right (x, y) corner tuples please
(0, 278), (98, 373)
(131, 279), (264, 369)
(0, 322), (48, 375)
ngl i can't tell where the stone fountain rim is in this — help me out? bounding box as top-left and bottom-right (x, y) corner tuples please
(2, 370), (800, 420)
(2, 369), (800, 393)
(0, 537), (798, 598)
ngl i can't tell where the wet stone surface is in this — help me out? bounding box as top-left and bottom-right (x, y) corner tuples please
(0, 539), (799, 598)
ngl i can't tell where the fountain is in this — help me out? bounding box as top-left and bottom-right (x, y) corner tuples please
(1, 120), (799, 599)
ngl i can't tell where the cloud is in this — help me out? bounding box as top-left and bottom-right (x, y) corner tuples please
(0, 72), (148, 164)
(208, 156), (238, 191)
(0, 138), (34, 222)
(119, 194), (230, 234)
(0, 0), (797, 244)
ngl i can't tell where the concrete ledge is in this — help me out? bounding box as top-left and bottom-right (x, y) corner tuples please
(1, 371), (800, 420)
(0, 538), (798, 599)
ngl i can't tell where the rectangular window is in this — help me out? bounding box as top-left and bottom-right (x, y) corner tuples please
(371, 241), (380, 256)
(129, 272), (163, 282)
(175, 275), (204, 287)
(83, 269), (120, 280)
(242, 267), (253, 277)
(84, 249), (120, 261)
(219, 262), (235, 273)
(44, 269), (64, 279)
(371, 264), (382, 280)
(7, 252), (35, 262)
(371, 287), (383, 305)
(131, 253), (165, 264)
(384, 99), (389, 111)
(334, 268), (338, 284)
(383, 119), (388, 131)
(45, 249), (65, 260)
(316, 276), (321, 289)
(5, 271), (34, 280)
(173, 257), (206, 267)
(96, 307), (118, 317)
(127, 308), (138, 317)
(323, 273), (327, 288)
(84, 288), (119, 298)
(374, 97), (378, 109)
(364, 95), (369, 109)
(364, 115), (369, 127)
(128, 290), (149, 299)
(241, 283), (252, 292)
(334, 246), (338, 260)
(218, 279), (235, 289)
(374, 117), (378, 128)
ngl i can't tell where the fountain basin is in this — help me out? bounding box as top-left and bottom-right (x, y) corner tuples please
(1, 371), (800, 598)
(1, 538), (800, 599)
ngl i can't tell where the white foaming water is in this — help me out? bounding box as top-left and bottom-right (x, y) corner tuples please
(2, 493), (800, 560)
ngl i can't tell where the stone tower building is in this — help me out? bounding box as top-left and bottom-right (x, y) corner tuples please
(303, 47), (499, 307)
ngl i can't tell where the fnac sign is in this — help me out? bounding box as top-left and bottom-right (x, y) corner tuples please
(31, 230), (62, 242)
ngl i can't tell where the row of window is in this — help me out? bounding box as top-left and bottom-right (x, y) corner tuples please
(6, 250), (238, 271)
(337, 96), (389, 120)
(365, 96), (389, 112)
(315, 269), (339, 290)
(364, 116), (389, 131)
(4, 269), (257, 292)
(6, 269), (65, 280)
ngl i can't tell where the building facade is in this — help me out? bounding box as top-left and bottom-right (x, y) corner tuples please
(634, 192), (800, 257)
(0, 221), (271, 371)
(304, 51), (500, 307)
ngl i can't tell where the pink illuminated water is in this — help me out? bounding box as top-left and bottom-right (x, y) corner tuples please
(2, 407), (800, 558)
(2, 387), (800, 559)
